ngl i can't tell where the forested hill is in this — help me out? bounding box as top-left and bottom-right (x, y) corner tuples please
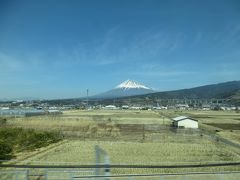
(119, 81), (240, 103)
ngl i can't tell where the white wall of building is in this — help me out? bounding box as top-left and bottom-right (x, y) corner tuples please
(177, 119), (198, 128)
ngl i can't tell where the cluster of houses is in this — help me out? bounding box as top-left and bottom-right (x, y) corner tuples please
(102, 105), (160, 110)
(99, 104), (239, 111)
(1, 97), (239, 112)
(0, 108), (62, 117)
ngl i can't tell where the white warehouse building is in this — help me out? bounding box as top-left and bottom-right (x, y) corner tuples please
(172, 116), (198, 128)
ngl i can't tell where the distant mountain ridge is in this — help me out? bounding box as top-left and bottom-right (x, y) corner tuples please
(3, 80), (239, 105)
(120, 80), (240, 104)
(92, 80), (155, 99)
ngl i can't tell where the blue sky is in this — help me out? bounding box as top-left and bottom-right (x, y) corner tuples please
(0, 0), (240, 99)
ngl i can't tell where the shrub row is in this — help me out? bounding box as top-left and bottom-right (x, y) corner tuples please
(0, 127), (62, 161)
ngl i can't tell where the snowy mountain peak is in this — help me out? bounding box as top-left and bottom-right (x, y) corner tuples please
(92, 79), (155, 99)
(116, 80), (151, 90)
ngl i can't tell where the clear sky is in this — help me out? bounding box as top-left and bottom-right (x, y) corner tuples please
(0, 0), (240, 99)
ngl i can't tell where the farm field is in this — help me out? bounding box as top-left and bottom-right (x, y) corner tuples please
(4, 109), (240, 149)
(10, 109), (169, 125)
(6, 110), (170, 139)
(158, 110), (240, 144)
(1, 109), (240, 179)
(157, 110), (240, 124)
(11, 139), (240, 174)
(1, 139), (240, 179)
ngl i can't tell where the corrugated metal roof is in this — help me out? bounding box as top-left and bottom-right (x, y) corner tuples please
(172, 116), (198, 122)
(172, 116), (188, 121)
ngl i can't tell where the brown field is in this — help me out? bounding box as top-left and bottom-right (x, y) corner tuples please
(1, 109), (240, 179)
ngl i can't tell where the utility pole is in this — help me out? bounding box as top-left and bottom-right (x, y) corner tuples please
(86, 89), (89, 109)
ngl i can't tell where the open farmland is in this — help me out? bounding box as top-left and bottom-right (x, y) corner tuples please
(6, 110), (170, 140)
(7, 110), (170, 128)
(1, 109), (240, 179)
(167, 110), (240, 126)
(158, 110), (240, 145)
(12, 139), (240, 175)
(4, 109), (240, 150)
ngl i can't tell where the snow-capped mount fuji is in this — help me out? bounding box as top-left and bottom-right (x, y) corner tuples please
(116, 80), (151, 90)
(92, 80), (155, 99)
